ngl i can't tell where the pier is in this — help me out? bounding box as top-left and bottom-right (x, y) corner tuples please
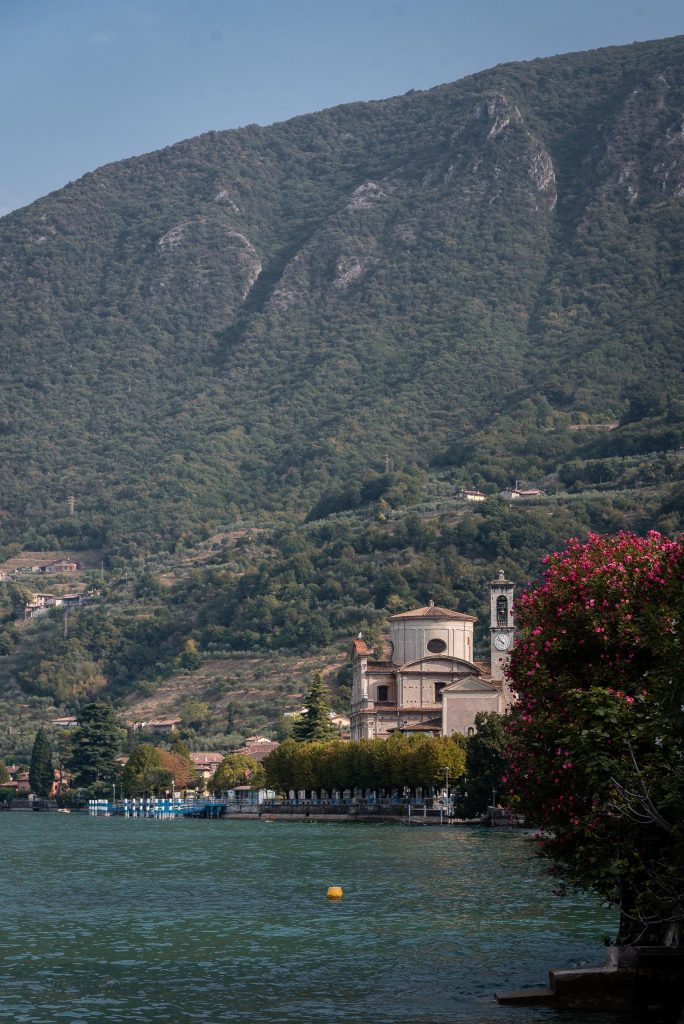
(88, 797), (224, 818)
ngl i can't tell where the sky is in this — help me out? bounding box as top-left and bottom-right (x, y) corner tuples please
(2, 0), (683, 217)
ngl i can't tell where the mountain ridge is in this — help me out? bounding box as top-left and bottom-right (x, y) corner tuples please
(0, 34), (682, 555)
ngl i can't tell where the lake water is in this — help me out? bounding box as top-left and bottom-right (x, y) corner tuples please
(0, 814), (621, 1024)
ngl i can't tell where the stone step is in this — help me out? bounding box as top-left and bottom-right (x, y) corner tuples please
(495, 987), (554, 1006)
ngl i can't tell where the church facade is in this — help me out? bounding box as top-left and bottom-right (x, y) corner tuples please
(350, 571), (515, 740)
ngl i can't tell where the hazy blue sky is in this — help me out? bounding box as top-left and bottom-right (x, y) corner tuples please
(2, 0), (682, 216)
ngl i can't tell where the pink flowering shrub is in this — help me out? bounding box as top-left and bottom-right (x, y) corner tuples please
(505, 531), (684, 944)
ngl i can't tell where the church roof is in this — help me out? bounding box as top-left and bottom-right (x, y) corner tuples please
(396, 719), (443, 732)
(352, 637), (373, 655)
(441, 675), (499, 694)
(389, 601), (476, 622)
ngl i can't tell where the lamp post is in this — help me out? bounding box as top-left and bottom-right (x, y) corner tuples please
(444, 765), (450, 819)
(491, 786), (497, 826)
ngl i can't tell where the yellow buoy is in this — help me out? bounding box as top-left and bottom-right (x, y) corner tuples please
(326, 886), (344, 899)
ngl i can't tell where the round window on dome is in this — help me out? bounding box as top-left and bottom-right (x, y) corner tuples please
(427, 638), (447, 654)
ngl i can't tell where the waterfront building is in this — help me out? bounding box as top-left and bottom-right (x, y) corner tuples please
(231, 736), (281, 762)
(189, 751), (225, 782)
(350, 571), (515, 739)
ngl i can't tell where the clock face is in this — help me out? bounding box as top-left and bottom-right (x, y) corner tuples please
(494, 632), (512, 652)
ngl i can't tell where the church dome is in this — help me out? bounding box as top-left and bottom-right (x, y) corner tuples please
(389, 601), (475, 665)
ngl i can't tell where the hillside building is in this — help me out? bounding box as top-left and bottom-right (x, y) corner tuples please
(457, 488), (487, 502)
(232, 736), (281, 762)
(22, 558), (80, 574)
(350, 571), (515, 740)
(499, 487), (544, 500)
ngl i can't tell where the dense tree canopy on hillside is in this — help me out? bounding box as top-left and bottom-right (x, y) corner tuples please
(0, 37), (681, 555)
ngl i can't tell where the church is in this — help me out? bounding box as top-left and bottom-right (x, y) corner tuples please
(350, 571), (515, 740)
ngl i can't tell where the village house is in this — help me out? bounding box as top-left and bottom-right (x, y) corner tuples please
(131, 718), (182, 734)
(457, 488), (487, 502)
(499, 487), (545, 500)
(2, 763), (67, 799)
(3, 765), (31, 796)
(189, 751), (225, 781)
(37, 558), (80, 574)
(329, 712), (350, 731)
(232, 735), (280, 762)
(51, 715), (78, 729)
(284, 709), (350, 734)
(24, 593), (60, 620)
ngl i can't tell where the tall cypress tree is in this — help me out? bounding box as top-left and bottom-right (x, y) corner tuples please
(29, 727), (54, 798)
(292, 671), (338, 742)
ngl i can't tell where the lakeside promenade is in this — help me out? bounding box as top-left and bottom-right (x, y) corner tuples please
(75, 795), (526, 826)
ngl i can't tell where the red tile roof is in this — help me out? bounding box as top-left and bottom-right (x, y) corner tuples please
(189, 752), (224, 765)
(389, 601), (476, 622)
(233, 740), (280, 762)
(352, 638), (372, 655)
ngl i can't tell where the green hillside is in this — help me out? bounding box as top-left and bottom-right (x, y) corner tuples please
(0, 474), (680, 761)
(0, 37), (683, 758)
(0, 35), (682, 556)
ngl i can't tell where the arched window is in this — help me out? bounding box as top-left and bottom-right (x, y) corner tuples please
(467, 726), (475, 736)
(496, 595), (508, 626)
(435, 682), (446, 702)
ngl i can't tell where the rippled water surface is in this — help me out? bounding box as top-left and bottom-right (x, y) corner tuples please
(0, 814), (620, 1023)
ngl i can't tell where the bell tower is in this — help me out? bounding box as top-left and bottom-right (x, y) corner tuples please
(489, 569), (515, 707)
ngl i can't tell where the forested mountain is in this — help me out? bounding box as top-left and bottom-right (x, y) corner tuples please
(0, 35), (682, 555)
(1, 37), (683, 757)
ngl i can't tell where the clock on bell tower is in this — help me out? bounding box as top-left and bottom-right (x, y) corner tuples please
(489, 569), (515, 706)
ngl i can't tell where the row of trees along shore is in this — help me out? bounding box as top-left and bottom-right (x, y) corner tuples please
(262, 733), (467, 797)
